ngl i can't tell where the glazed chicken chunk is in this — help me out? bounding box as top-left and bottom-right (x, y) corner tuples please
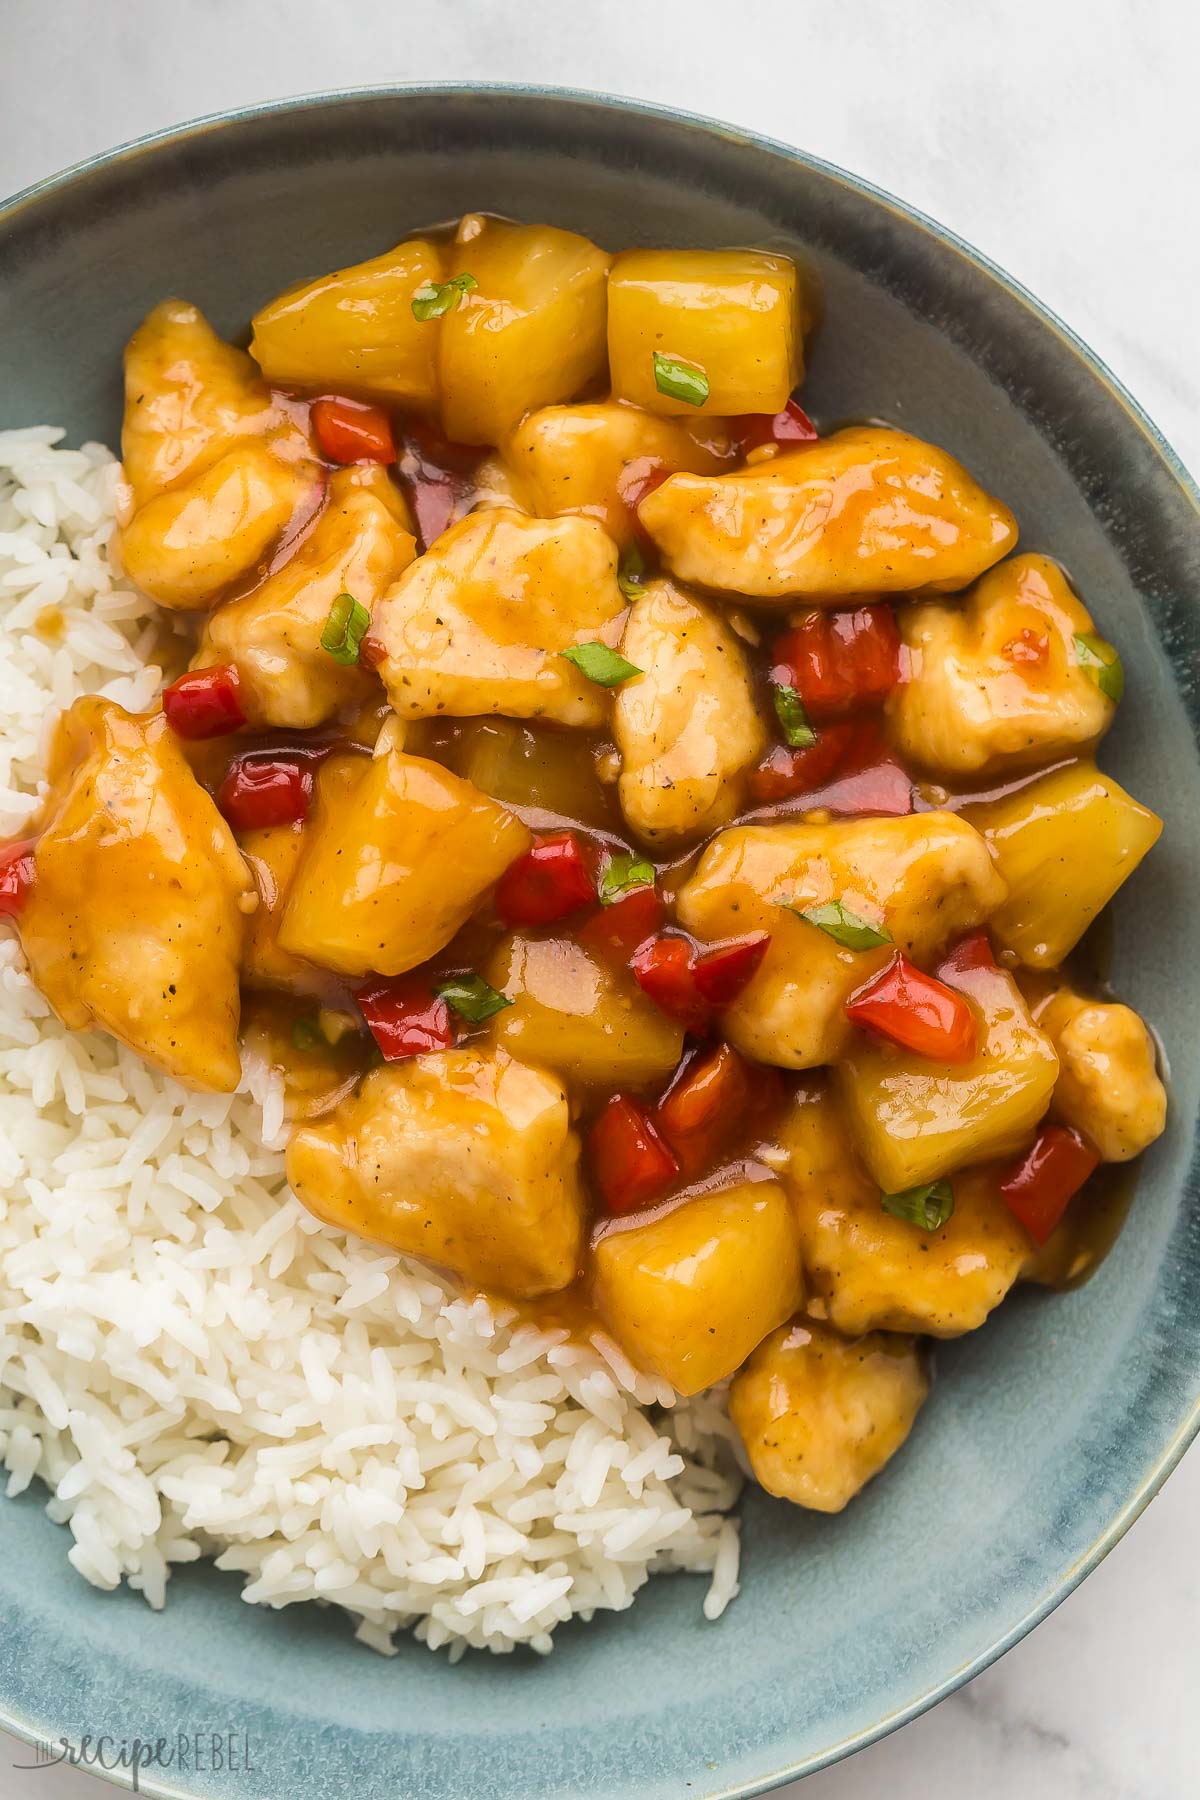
(730, 1319), (929, 1512)
(890, 553), (1118, 776)
(286, 1048), (586, 1297)
(614, 579), (766, 845)
(367, 508), (627, 728)
(17, 699), (254, 1090)
(199, 466), (416, 728)
(676, 812), (1005, 1069)
(637, 427), (1017, 602)
(1034, 987), (1167, 1163)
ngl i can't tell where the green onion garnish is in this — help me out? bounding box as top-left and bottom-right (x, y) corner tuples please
(434, 974), (512, 1025)
(772, 684), (818, 748)
(881, 1179), (955, 1231)
(291, 1017), (324, 1052)
(320, 592), (370, 666)
(1073, 632), (1124, 704)
(598, 852), (656, 904)
(559, 642), (642, 687)
(783, 898), (893, 950)
(618, 543), (648, 602)
(410, 272), (478, 321)
(652, 352), (710, 407)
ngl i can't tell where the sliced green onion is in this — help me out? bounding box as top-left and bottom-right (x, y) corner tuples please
(617, 542), (648, 601)
(772, 684), (818, 748)
(291, 1016), (324, 1052)
(434, 973), (512, 1025)
(410, 272), (478, 321)
(320, 592), (371, 666)
(783, 898), (893, 950)
(881, 1179), (955, 1231)
(559, 641), (642, 687)
(652, 352), (710, 407)
(598, 852), (655, 905)
(1073, 632), (1124, 704)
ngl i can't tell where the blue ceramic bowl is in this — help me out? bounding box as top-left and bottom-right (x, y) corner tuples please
(1, 86), (1198, 1800)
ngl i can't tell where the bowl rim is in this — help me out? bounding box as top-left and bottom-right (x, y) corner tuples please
(0, 79), (1197, 1800)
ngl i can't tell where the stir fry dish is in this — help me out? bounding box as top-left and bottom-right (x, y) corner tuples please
(0, 216), (1168, 1518)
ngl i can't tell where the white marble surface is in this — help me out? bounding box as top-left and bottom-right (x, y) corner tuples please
(1, 2), (1197, 1794)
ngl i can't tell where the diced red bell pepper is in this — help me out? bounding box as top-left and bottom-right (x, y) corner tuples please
(162, 665), (246, 740)
(589, 1093), (679, 1214)
(615, 458), (671, 549)
(312, 396), (397, 465)
(357, 977), (455, 1061)
(691, 933), (770, 1005)
(656, 1043), (752, 1176)
(494, 832), (596, 928)
(845, 953), (977, 1063)
(772, 606), (902, 720)
(631, 935), (709, 1034)
(812, 760), (914, 818)
(0, 838), (37, 918)
(396, 422), (481, 552)
(999, 1124), (1101, 1246)
(937, 930), (996, 980)
(748, 715), (909, 812)
(217, 753), (313, 831)
(578, 883), (663, 962)
(729, 397), (818, 456)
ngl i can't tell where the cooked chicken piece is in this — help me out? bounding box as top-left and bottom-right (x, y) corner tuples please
(591, 1181), (803, 1395)
(675, 812), (1004, 1069)
(367, 508), (627, 728)
(638, 427), (1016, 602)
(1033, 987), (1167, 1162)
(17, 699), (253, 1091)
(250, 237), (445, 408)
(890, 554), (1117, 776)
(197, 467), (415, 728)
(485, 933), (684, 1089)
(730, 1319), (928, 1512)
(838, 957), (1058, 1191)
(119, 441), (322, 611)
(506, 403), (727, 546)
(438, 216), (611, 445)
(772, 1078), (1030, 1335)
(965, 761), (1162, 969)
(286, 1048), (585, 1297)
(614, 579), (766, 846)
(121, 298), (304, 508)
(278, 749), (529, 977)
(607, 249), (806, 416)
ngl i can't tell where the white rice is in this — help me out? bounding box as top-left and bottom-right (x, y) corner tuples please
(0, 427), (742, 1657)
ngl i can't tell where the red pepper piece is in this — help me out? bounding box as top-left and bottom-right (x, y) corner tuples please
(812, 760), (913, 818)
(494, 832), (596, 928)
(729, 397), (818, 456)
(616, 458), (671, 549)
(845, 953), (978, 1063)
(312, 396), (397, 465)
(999, 1124), (1101, 1246)
(589, 1094), (679, 1214)
(162, 665), (246, 740)
(691, 933), (770, 1005)
(578, 883), (663, 962)
(217, 754), (314, 831)
(772, 607), (901, 720)
(749, 715), (903, 809)
(631, 935), (710, 1034)
(357, 977), (454, 1062)
(396, 422), (481, 552)
(937, 930), (996, 980)
(656, 1043), (753, 1176)
(0, 838), (37, 918)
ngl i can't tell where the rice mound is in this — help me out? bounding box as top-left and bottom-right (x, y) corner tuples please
(0, 427), (742, 1658)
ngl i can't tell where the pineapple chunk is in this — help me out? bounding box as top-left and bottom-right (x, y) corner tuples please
(506, 402), (727, 546)
(592, 1180), (802, 1395)
(287, 1049), (585, 1297)
(729, 1319), (928, 1512)
(1035, 988), (1167, 1162)
(965, 761), (1162, 968)
(838, 958), (1058, 1191)
(239, 822), (320, 995)
(198, 466), (415, 728)
(607, 249), (805, 417)
(774, 1078), (1031, 1335)
(675, 812), (1004, 1069)
(438, 216), (611, 445)
(249, 237), (444, 406)
(638, 427), (1017, 602)
(614, 579), (766, 846)
(891, 553), (1117, 776)
(118, 442), (321, 610)
(485, 934), (684, 1090)
(430, 718), (614, 829)
(367, 508), (626, 729)
(278, 749), (529, 977)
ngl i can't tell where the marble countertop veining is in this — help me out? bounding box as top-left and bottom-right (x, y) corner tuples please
(0, 2), (1197, 1795)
